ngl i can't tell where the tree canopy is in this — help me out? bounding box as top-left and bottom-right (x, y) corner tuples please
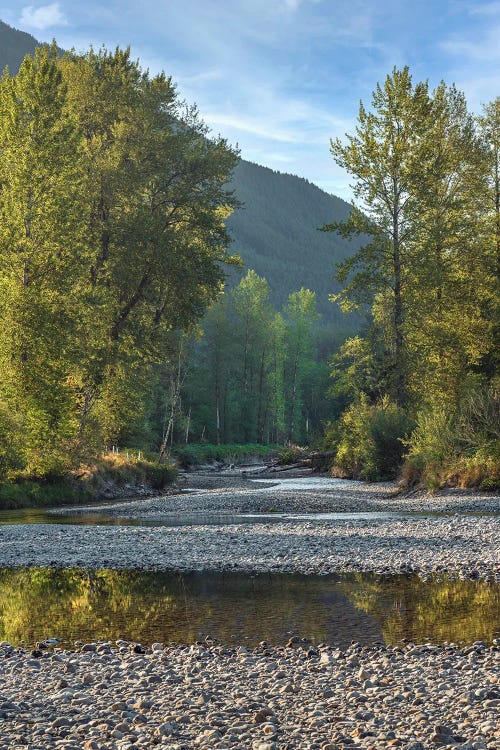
(0, 44), (239, 477)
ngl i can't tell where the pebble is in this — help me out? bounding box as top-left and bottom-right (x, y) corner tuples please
(0, 512), (497, 580)
(0, 477), (495, 581)
(0, 640), (497, 749)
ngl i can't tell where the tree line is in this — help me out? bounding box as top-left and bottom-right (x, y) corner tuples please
(0, 44), (238, 479)
(171, 271), (328, 447)
(323, 68), (499, 488)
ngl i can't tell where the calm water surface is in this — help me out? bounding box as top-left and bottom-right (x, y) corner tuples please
(0, 568), (497, 648)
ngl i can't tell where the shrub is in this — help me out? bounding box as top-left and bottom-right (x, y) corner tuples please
(277, 446), (306, 465)
(332, 396), (413, 481)
(173, 443), (278, 469)
(403, 384), (500, 491)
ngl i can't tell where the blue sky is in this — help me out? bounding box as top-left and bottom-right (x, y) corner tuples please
(3, 0), (499, 200)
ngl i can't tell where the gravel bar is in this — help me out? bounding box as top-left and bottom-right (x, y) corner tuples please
(1, 515), (498, 580)
(0, 639), (498, 750)
(51, 476), (500, 517)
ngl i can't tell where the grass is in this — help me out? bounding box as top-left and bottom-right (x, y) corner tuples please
(0, 452), (177, 510)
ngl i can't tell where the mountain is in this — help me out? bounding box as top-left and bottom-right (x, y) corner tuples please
(228, 160), (358, 324)
(1, 20), (359, 328)
(0, 21), (46, 73)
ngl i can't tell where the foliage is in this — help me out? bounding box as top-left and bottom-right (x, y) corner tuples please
(276, 446), (307, 465)
(0, 452), (176, 509)
(0, 480), (91, 510)
(228, 160), (362, 326)
(403, 384), (500, 491)
(177, 272), (332, 446)
(331, 396), (413, 481)
(0, 43), (238, 483)
(324, 68), (499, 486)
(1, 21), (364, 331)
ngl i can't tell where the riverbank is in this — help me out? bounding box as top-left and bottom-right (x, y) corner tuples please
(1, 476), (498, 581)
(0, 454), (176, 510)
(0, 639), (498, 750)
(54, 473), (500, 517)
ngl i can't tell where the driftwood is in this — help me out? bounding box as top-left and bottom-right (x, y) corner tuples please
(248, 450), (335, 475)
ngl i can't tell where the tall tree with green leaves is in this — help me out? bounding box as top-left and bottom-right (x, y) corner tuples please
(58, 47), (239, 448)
(0, 45), (82, 474)
(405, 84), (492, 408)
(324, 67), (432, 406)
(0, 44), (239, 475)
(477, 97), (500, 378)
(231, 270), (275, 441)
(284, 288), (319, 441)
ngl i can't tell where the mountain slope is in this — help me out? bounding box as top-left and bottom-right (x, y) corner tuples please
(228, 160), (358, 324)
(1, 20), (358, 327)
(0, 21), (46, 73)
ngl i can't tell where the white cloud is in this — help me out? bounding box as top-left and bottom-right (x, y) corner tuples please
(441, 24), (500, 62)
(20, 3), (67, 30)
(203, 113), (303, 143)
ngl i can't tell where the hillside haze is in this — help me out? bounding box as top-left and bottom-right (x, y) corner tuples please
(1, 20), (357, 326)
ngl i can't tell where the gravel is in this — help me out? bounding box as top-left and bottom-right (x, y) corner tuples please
(0, 476), (492, 580)
(51, 475), (500, 517)
(0, 639), (498, 750)
(0, 513), (498, 580)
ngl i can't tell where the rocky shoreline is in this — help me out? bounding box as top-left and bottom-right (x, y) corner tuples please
(0, 639), (498, 750)
(51, 473), (500, 517)
(0, 476), (490, 581)
(0, 475), (498, 749)
(0, 514), (498, 580)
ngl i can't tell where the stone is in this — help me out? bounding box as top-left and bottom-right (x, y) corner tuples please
(254, 708), (274, 725)
(51, 717), (71, 728)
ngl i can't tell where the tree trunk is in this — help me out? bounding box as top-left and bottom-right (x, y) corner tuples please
(392, 174), (406, 407)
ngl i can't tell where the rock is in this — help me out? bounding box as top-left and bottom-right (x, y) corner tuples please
(157, 722), (174, 736)
(51, 717), (71, 728)
(254, 708), (274, 725)
(358, 667), (371, 681)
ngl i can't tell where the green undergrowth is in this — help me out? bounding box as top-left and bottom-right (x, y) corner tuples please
(172, 443), (279, 469)
(0, 453), (177, 510)
(401, 388), (500, 492)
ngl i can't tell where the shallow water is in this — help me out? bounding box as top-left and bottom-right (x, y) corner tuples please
(0, 568), (498, 648)
(0, 507), (412, 526)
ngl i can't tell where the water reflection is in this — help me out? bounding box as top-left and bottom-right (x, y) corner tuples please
(0, 568), (497, 648)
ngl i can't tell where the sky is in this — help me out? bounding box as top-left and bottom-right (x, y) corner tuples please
(2, 0), (499, 201)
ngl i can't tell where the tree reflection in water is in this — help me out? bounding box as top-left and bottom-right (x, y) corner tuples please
(0, 568), (497, 647)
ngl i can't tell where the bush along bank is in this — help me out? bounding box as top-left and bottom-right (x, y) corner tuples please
(0, 453), (177, 510)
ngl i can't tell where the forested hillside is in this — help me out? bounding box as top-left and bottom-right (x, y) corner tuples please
(228, 161), (359, 323)
(0, 20), (359, 328)
(0, 21), (50, 72)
